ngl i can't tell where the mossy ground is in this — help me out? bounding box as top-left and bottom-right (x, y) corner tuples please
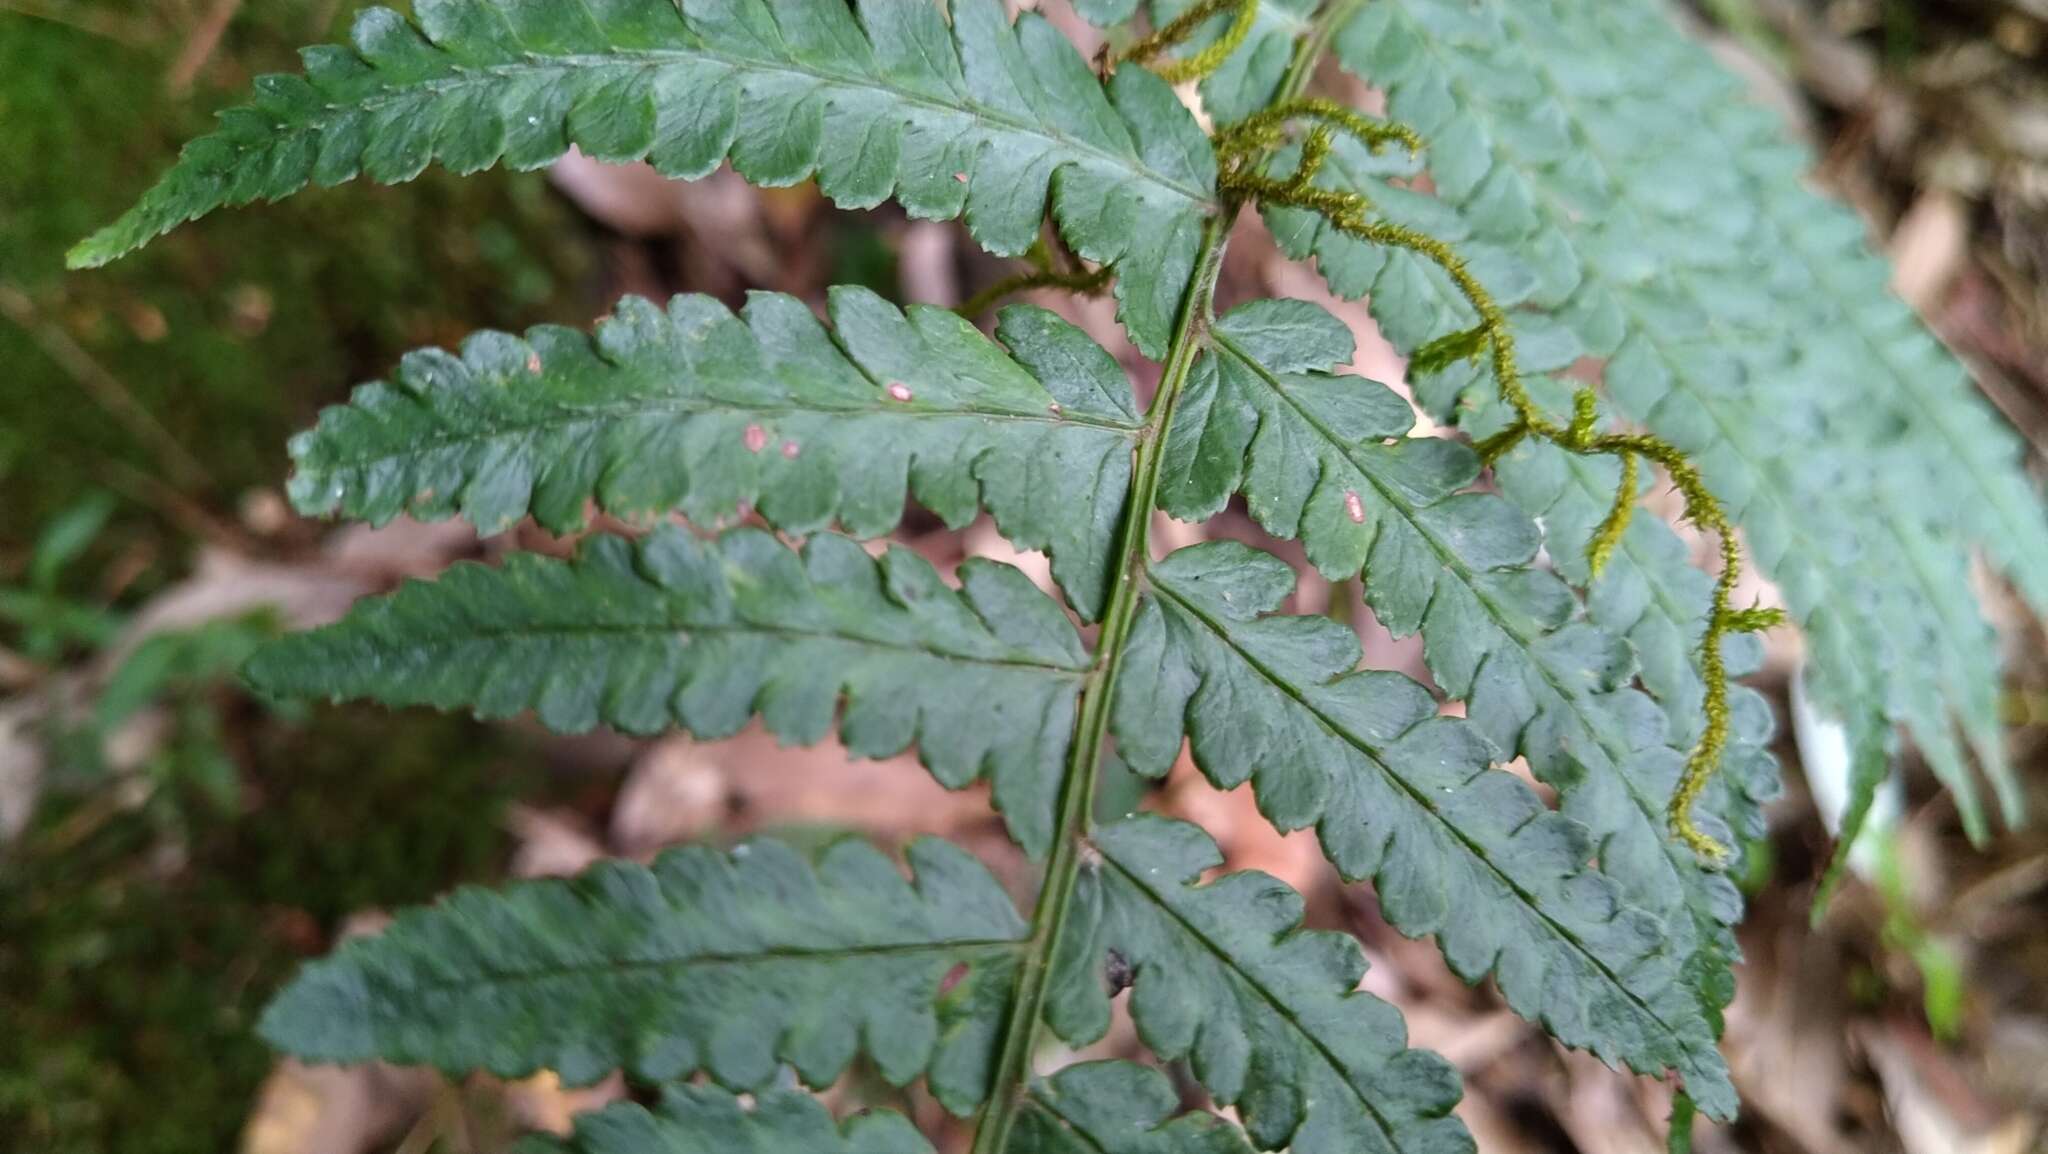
(0, 708), (557, 1154)
(0, 3), (587, 560)
(2, 5), (593, 1150)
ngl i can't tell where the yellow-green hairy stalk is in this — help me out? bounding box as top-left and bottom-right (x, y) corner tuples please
(1212, 96), (1782, 860)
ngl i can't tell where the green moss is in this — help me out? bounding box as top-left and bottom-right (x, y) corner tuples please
(0, 8), (598, 1147)
(0, 708), (555, 1154)
(0, 6), (587, 558)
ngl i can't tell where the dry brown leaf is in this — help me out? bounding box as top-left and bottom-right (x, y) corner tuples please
(239, 1060), (435, 1154)
(610, 735), (732, 858)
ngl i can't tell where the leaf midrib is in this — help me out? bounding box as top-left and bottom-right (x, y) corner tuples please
(321, 616), (1093, 675)
(307, 393), (1141, 473)
(1142, 572), (1710, 1076)
(366, 937), (1025, 998)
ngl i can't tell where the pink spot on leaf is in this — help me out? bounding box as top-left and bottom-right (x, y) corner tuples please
(887, 382), (913, 402)
(743, 424), (768, 453)
(781, 440), (800, 459)
(1344, 489), (1365, 524)
(525, 352), (542, 373)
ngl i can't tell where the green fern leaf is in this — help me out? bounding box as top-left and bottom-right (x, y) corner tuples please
(1325, 0), (2041, 847)
(1488, 399), (1784, 841)
(512, 1086), (935, 1154)
(1111, 544), (1737, 1119)
(243, 527), (1086, 856)
(261, 835), (1025, 1113)
(1475, 386), (1782, 1015)
(1013, 1062), (1257, 1154)
(1049, 814), (1476, 1151)
(66, 0), (1219, 355)
(520, 1063), (1253, 1154)
(288, 288), (1138, 619)
(1158, 298), (1516, 588)
(1155, 298), (1743, 1030)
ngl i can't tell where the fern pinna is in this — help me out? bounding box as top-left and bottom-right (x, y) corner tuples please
(72, 0), (2048, 1148)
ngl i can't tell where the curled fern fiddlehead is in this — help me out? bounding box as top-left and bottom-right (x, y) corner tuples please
(1209, 96), (1784, 861)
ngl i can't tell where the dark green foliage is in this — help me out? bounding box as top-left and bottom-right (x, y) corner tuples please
(244, 527), (1088, 856)
(1157, 301), (1754, 1057)
(261, 835), (1025, 1111)
(67, 0), (1219, 356)
(513, 1085), (937, 1154)
(1145, 0), (1318, 123)
(1112, 546), (1736, 1118)
(1011, 1062), (1257, 1153)
(1323, 0), (2043, 859)
(287, 288), (1139, 619)
(521, 1063), (1252, 1154)
(1055, 816), (1474, 1151)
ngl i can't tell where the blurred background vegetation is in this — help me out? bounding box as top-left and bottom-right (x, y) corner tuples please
(3, 5), (586, 1151)
(1, 1), (2044, 1152)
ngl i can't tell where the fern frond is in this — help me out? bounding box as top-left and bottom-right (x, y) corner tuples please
(1329, 0), (2041, 850)
(1112, 544), (1737, 1119)
(1501, 430), (1783, 847)
(1048, 815), (1472, 1153)
(1154, 298), (1743, 1027)
(288, 288), (1139, 620)
(1159, 298), (1523, 587)
(260, 835), (1025, 1112)
(512, 1085), (935, 1154)
(66, 0), (1220, 355)
(1478, 386), (1783, 1015)
(1076, 0), (1315, 126)
(243, 527), (1086, 856)
(522, 1063), (1254, 1154)
(1013, 1062), (1258, 1154)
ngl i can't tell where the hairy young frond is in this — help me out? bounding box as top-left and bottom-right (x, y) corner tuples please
(1327, 0), (2042, 861)
(288, 287), (1139, 619)
(1052, 816), (1473, 1153)
(66, 0), (1220, 355)
(260, 835), (1026, 1112)
(1480, 386), (1784, 881)
(244, 528), (1087, 856)
(1111, 544), (1737, 1118)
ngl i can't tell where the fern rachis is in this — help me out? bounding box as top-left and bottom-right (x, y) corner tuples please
(66, 0), (2048, 1148)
